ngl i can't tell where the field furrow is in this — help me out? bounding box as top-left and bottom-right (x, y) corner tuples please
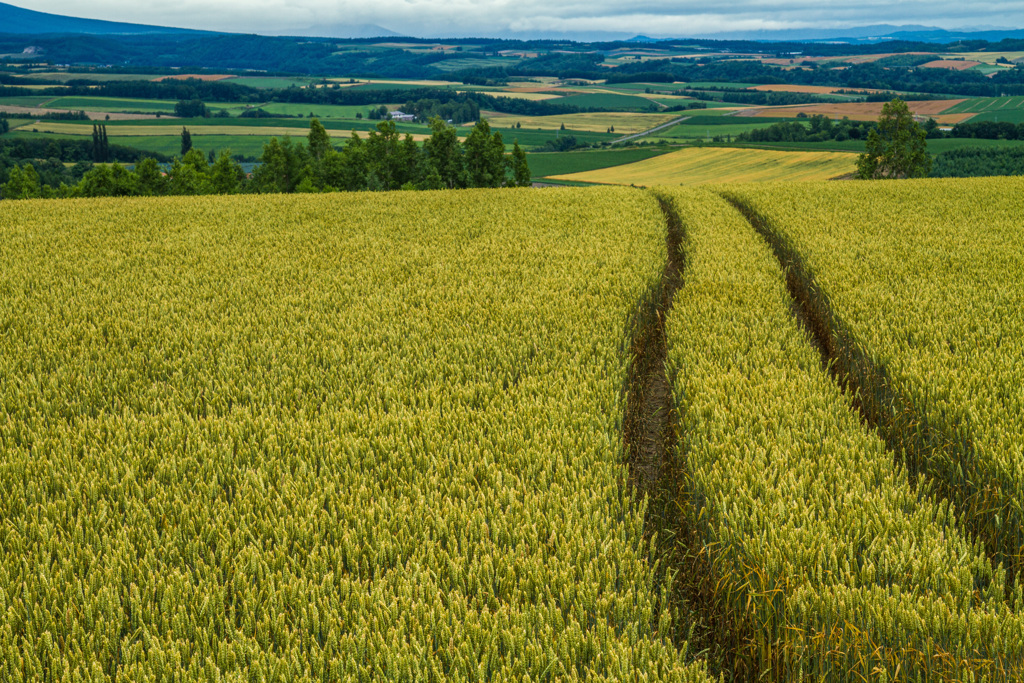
(723, 179), (1024, 592)
(661, 186), (1024, 681)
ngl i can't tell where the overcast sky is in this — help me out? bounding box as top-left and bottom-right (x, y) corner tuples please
(16, 1), (1024, 37)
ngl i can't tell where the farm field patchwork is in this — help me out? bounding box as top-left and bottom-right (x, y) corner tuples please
(0, 189), (711, 682)
(736, 99), (970, 124)
(13, 121), (437, 142)
(485, 112), (679, 134)
(938, 51), (1024, 65)
(550, 147), (857, 185)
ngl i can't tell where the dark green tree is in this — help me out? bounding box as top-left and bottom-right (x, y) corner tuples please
(423, 116), (465, 189)
(511, 141), (530, 187)
(464, 118), (508, 188)
(307, 118), (332, 161)
(1, 163), (42, 199)
(91, 124), (109, 163)
(180, 127), (193, 157)
(251, 136), (309, 194)
(174, 99), (209, 118)
(74, 164), (138, 197)
(856, 99), (932, 179)
(364, 121), (413, 191)
(134, 157), (167, 196)
(209, 150), (244, 194)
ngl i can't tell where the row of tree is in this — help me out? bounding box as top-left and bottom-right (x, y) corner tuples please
(737, 115), (878, 143)
(0, 117), (531, 200)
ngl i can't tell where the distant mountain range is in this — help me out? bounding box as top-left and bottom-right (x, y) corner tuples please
(0, 2), (398, 40)
(0, 1), (209, 35)
(281, 24), (400, 39)
(632, 24), (1024, 45)
(1, 1), (1022, 46)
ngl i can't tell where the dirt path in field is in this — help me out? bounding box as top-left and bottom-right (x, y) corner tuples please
(623, 194), (755, 680)
(624, 197), (683, 498)
(721, 193), (1018, 599)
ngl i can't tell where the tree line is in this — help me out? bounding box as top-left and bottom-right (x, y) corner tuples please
(0, 117), (531, 200)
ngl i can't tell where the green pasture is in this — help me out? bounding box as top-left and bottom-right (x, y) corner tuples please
(490, 127), (618, 150)
(942, 96), (1024, 114)
(0, 95), (57, 107)
(432, 58), (517, 72)
(46, 96), (178, 113)
(225, 77), (317, 89)
(17, 71), (170, 83)
(656, 118), (788, 140)
(526, 147), (673, 178)
(555, 93), (660, 111)
(214, 102), (379, 119)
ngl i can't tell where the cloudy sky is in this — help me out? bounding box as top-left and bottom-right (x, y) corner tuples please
(17, 0), (1024, 37)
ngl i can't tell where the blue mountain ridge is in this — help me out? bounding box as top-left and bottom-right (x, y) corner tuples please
(0, 1), (210, 35)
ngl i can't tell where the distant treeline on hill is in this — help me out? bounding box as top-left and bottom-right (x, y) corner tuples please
(736, 115), (877, 143)
(736, 114), (1024, 145)
(0, 117), (531, 200)
(0, 80), (597, 118)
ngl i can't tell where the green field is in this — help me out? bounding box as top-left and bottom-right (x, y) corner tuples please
(16, 71), (172, 83)
(555, 93), (661, 111)
(213, 102), (377, 119)
(943, 96), (1024, 119)
(0, 96), (59, 107)
(526, 147), (672, 177)
(431, 57), (516, 71)
(656, 117), (788, 140)
(45, 96), (178, 113)
(224, 76), (317, 89)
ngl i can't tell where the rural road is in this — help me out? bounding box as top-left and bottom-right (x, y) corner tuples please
(611, 116), (690, 145)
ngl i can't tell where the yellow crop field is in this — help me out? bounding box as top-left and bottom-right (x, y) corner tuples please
(4, 177), (1024, 682)
(662, 186), (1024, 681)
(14, 121), (437, 141)
(0, 189), (710, 682)
(726, 178), (1024, 596)
(486, 111), (679, 133)
(551, 146), (857, 185)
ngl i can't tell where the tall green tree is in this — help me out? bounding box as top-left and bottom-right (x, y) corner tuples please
(464, 118), (507, 188)
(307, 118), (332, 162)
(856, 99), (932, 179)
(423, 116), (465, 189)
(134, 157), (167, 196)
(251, 136), (309, 194)
(91, 124), (109, 163)
(510, 141), (530, 187)
(209, 150), (244, 194)
(180, 127), (193, 157)
(364, 120), (412, 191)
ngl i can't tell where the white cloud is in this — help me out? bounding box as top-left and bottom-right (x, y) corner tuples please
(16, 0), (1024, 36)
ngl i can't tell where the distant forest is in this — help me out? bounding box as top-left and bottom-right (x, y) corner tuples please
(2, 32), (1024, 97)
